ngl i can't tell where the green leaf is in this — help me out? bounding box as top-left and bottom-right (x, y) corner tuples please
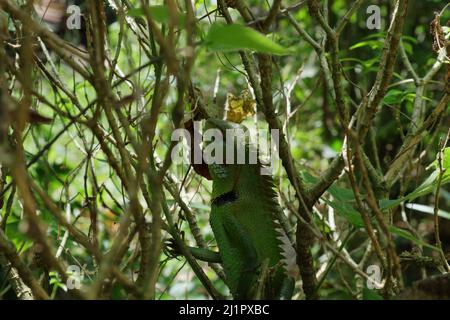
(401, 35), (418, 44)
(379, 198), (403, 211)
(322, 198), (364, 228)
(350, 39), (384, 50)
(390, 226), (438, 251)
(314, 215), (332, 234)
(300, 171), (319, 184)
(443, 147), (450, 170)
(340, 57), (365, 64)
(363, 32), (387, 40)
(380, 148), (450, 211)
(301, 171), (363, 227)
(204, 23), (289, 55)
(363, 288), (383, 300)
(327, 185), (356, 203)
(383, 89), (405, 105)
(127, 6), (186, 25)
(402, 42), (413, 55)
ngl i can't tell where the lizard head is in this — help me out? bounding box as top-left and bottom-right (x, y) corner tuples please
(203, 119), (251, 197)
(203, 118), (253, 168)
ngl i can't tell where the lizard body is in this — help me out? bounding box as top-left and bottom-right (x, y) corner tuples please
(204, 118), (297, 299)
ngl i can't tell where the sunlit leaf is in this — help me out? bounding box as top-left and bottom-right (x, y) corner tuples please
(350, 39), (384, 50)
(383, 89), (405, 105)
(204, 23), (290, 55)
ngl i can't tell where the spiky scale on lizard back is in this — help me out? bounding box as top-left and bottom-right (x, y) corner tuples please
(205, 119), (297, 299)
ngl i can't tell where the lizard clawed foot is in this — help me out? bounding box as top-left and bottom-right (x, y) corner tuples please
(163, 238), (183, 260)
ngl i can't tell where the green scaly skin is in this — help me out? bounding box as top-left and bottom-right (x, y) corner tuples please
(204, 118), (295, 300)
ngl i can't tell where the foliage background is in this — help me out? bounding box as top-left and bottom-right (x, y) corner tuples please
(0, 0), (449, 300)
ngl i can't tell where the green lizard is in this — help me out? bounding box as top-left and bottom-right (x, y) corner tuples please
(179, 118), (298, 300)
